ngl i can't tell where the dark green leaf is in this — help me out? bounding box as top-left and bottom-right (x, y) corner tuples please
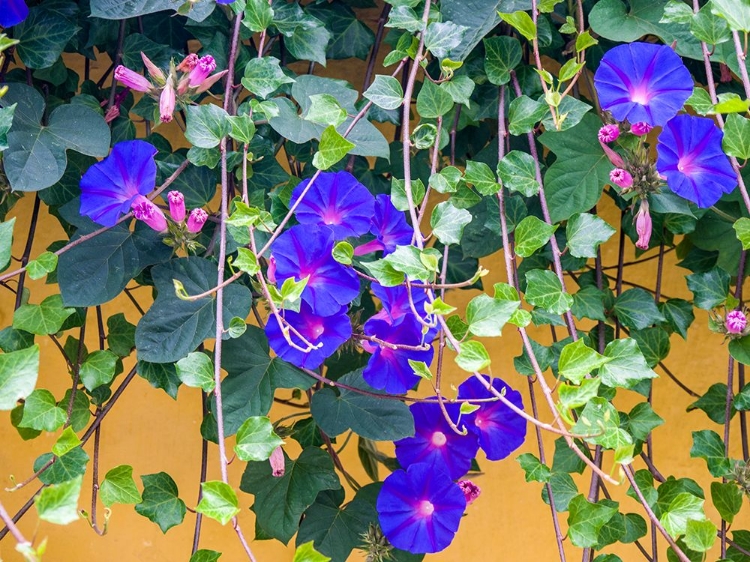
(135, 472), (187, 533)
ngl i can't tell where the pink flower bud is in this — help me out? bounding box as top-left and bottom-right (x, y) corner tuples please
(194, 69), (229, 94)
(188, 55), (217, 87)
(727, 310), (747, 334)
(600, 141), (625, 168)
(140, 52), (165, 82)
(104, 105), (121, 124)
(598, 124), (619, 143)
(458, 480), (481, 506)
(187, 208), (208, 233)
(630, 122), (653, 136)
(114, 65), (152, 93)
(167, 191), (186, 222)
(269, 446), (285, 477)
(131, 195), (168, 233)
(159, 80), (176, 123)
(176, 74), (191, 96)
(176, 53), (199, 73)
(266, 255), (277, 284)
(610, 168), (634, 189)
(635, 200), (652, 250)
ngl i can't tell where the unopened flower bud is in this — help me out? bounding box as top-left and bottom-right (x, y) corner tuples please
(176, 53), (199, 73)
(188, 55), (217, 87)
(131, 195), (168, 233)
(167, 190), (186, 222)
(727, 310), (747, 334)
(104, 105), (121, 124)
(266, 255), (277, 284)
(269, 446), (285, 477)
(610, 168), (634, 189)
(630, 122), (653, 136)
(600, 141), (625, 168)
(187, 208), (208, 233)
(458, 480), (481, 506)
(114, 65), (152, 93)
(194, 69), (229, 94)
(598, 124), (619, 143)
(635, 200), (652, 250)
(159, 80), (176, 123)
(140, 52), (165, 82)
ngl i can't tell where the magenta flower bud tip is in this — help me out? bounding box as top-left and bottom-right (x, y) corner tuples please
(610, 168), (634, 189)
(140, 52), (165, 82)
(188, 55), (217, 87)
(600, 141), (625, 168)
(635, 200), (652, 250)
(114, 65), (152, 93)
(131, 195), (168, 233)
(630, 122), (653, 136)
(167, 190), (186, 222)
(269, 446), (285, 477)
(187, 208), (208, 233)
(194, 69), (229, 94)
(458, 480), (481, 506)
(176, 53), (199, 73)
(266, 255), (277, 284)
(160, 81), (176, 123)
(598, 124), (619, 143)
(727, 310), (747, 334)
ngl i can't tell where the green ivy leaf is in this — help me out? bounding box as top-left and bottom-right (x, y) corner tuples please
(566, 213), (616, 258)
(660, 299), (695, 339)
(498, 10), (537, 41)
(26, 251), (58, 280)
(294, 541), (332, 562)
(135, 472), (187, 533)
(735, 217), (750, 250)
(19, 389), (66, 432)
(423, 21), (468, 59)
(313, 125), (356, 170)
(242, 57), (295, 99)
(690, 429), (732, 477)
(691, 3), (731, 45)
(244, 0), (274, 32)
(571, 287), (607, 322)
(430, 201), (472, 245)
(572, 397), (632, 451)
(35, 475), (83, 525)
(383, 246), (440, 281)
(227, 115), (257, 145)
(13, 294), (75, 336)
(686, 266), (730, 309)
(711, 0), (750, 32)
(558, 378), (602, 424)
(185, 104), (232, 149)
(455, 340), (491, 372)
(516, 453), (551, 483)
(52, 426), (81, 458)
(598, 338), (658, 390)
(304, 94), (347, 128)
(175, 352), (215, 392)
(626, 402), (665, 442)
(15, 5), (81, 69)
(688, 383), (732, 424)
(0, 217), (15, 272)
(524, 269), (573, 315)
(190, 550), (222, 562)
(240, 447), (341, 543)
(416, 78), (453, 119)
(80, 350), (118, 392)
(464, 160), (498, 196)
(497, 150), (539, 197)
(484, 36), (522, 85)
(631, 327), (670, 368)
(465, 293), (520, 338)
(567, 495), (619, 548)
(363, 75), (404, 110)
(0, 344), (39, 410)
(332, 242), (353, 265)
(234, 416), (284, 461)
(100, 465), (143, 507)
(508, 95), (548, 136)
(195, 481), (241, 526)
(514, 216), (558, 258)
(660, 492), (706, 538)
(711, 481), (743, 524)
(613, 288), (666, 331)
(558, 339), (612, 384)
(684, 518), (716, 552)
(310, 371), (414, 441)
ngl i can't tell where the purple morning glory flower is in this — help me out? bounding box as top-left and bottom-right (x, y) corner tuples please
(0, 0), (28, 27)
(593, 42), (693, 127)
(80, 140), (158, 227)
(271, 225), (360, 317)
(362, 315), (433, 394)
(656, 114), (737, 208)
(457, 375), (527, 461)
(354, 195), (412, 256)
(371, 282), (428, 323)
(377, 462), (466, 554)
(395, 401), (479, 480)
(265, 301), (352, 370)
(290, 171), (375, 240)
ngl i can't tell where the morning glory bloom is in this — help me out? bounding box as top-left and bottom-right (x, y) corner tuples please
(290, 171), (375, 240)
(457, 376), (527, 461)
(377, 462), (466, 554)
(80, 140), (158, 227)
(354, 194), (412, 256)
(0, 0), (28, 27)
(271, 225), (360, 316)
(362, 315), (433, 394)
(656, 114), (737, 208)
(395, 401), (480, 480)
(371, 282), (428, 324)
(594, 42), (693, 127)
(265, 302), (352, 370)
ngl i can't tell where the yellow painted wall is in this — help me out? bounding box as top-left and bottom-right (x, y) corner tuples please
(1, 4), (747, 561)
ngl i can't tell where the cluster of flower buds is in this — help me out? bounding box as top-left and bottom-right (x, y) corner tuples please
(160, 190), (209, 251)
(114, 52), (227, 124)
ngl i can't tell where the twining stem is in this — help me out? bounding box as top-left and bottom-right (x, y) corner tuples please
(0, 499), (32, 555)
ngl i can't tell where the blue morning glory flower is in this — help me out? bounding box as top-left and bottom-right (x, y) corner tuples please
(377, 462), (466, 554)
(354, 194), (412, 256)
(265, 302), (352, 370)
(271, 225), (360, 317)
(457, 375), (527, 461)
(371, 282), (428, 324)
(656, 114), (737, 208)
(79, 140), (158, 227)
(290, 171), (375, 240)
(593, 42), (693, 126)
(362, 315), (433, 394)
(395, 401), (479, 480)
(0, 0), (28, 27)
